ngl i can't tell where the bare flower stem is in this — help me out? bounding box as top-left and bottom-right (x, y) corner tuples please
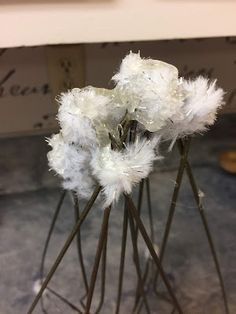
(84, 206), (111, 314)
(40, 190), (66, 280)
(132, 179), (145, 312)
(136, 260), (150, 314)
(153, 139), (191, 290)
(127, 198), (151, 314)
(133, 177), (155, 312)
(135, 179), (145, 241)
(178, 140), (230, 314)
(46, 286), (82, 313)
(146, 178), (154, 243)
(153, 137), (229, 314)
(73, 192), (89, 294)
(27, 186), (101, 314)
(136, 177), (161, 314)
(125, 195), (184, 314)
(94, 218), (108, 314)
(115, 201), (129, 314)
(39, 190), (66, 313)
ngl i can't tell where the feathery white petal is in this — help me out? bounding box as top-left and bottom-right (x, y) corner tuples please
(91, 137), (159, 207)
(113, 52), (184, 132)
(58, 87), (125, 146)
(47, 133), (96, 200)
(159, 77), (224, 143)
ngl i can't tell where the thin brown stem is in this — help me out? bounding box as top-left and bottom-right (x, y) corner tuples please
(40, 190), (66, 280)
(127, 199), (151, 314)
(125, 195), (184, 314)
(136, 260), (150, 314)
(84, 206), (111, 314)
(47, 286), (82, 313)
(94, 219), (108, 314)
(27, 186), (101, 314)
(39, 190), (66, 313)
(146, 178), (154, 243)
(135, 179), (145, 240)
(72, 192), (89, 293)
(132, 179), (145, 311)
(115, 201), (129, 314)
(153, 139), (191, 290)
(134, 177), (155, 312)
(178, 140), (230, 314)
(137, 261), (175, 314)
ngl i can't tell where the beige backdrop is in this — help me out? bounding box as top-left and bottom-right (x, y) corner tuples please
(0, 37), (235, 137)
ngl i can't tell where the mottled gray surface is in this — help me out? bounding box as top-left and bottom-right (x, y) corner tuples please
(0, 134), (59, 196)
(0, 115), (236, 314)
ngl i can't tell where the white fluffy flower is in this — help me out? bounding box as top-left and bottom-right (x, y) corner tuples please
(183, 77), (224, 125)
(47, 133), (96, 199)
(63, 168), (96, 200)
(58, 87), (125, 147)
(91, 137), (159, 207)
(47, 54), (224, 206)
(47, 133), (82, 179)
(113, 52), (184, 132)
(160, 77), (224, 143)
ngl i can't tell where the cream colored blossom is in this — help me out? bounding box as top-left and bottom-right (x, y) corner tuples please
(113, 52), (184, 132)
(90, 137), (160, 207)
(160, 77), (224, 145)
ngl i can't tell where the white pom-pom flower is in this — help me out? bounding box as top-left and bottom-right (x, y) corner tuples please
(63, 168), (96, 200)
(48, 133), (77, 178)
(160, 77), (224, 144)
(113, 52), (184, 132)
(47, 133), (96, 200)
(58, 86), (125, 147)
(91, 137), (160, 207)
(183, 77), (224, 126)
(47, 54), (225, 206)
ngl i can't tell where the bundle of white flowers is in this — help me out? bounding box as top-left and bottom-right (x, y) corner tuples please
(48, 52), (224, 207)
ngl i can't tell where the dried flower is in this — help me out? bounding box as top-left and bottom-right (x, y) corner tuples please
(47, 53), (224, 206)
(90, 137), (160, 207)
(58, 86), (125, 147)
(113, 52), (184, 132)
(47, 133), (96, 200)
(160, 77), (224, 146)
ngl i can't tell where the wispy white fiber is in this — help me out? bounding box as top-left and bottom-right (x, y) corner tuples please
(145, 244), (160, 260)
(183, 77), (224, 126)
(47, 133), (87, 178)
(47, 53), (225, 207)
(47, 133), (96, 200)
(113, 52), (184, 132)
(91, 137), (160, 207)
(160, 77), (224, 145)
(57, 87), (116, 147)
(33, 279), (48, 296)
(63, 169), (96, 200)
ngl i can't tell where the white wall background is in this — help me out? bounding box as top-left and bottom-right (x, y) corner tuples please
(0, 0), (236, 48)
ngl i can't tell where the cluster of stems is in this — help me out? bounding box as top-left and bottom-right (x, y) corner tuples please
(27, 117), (229, 314)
